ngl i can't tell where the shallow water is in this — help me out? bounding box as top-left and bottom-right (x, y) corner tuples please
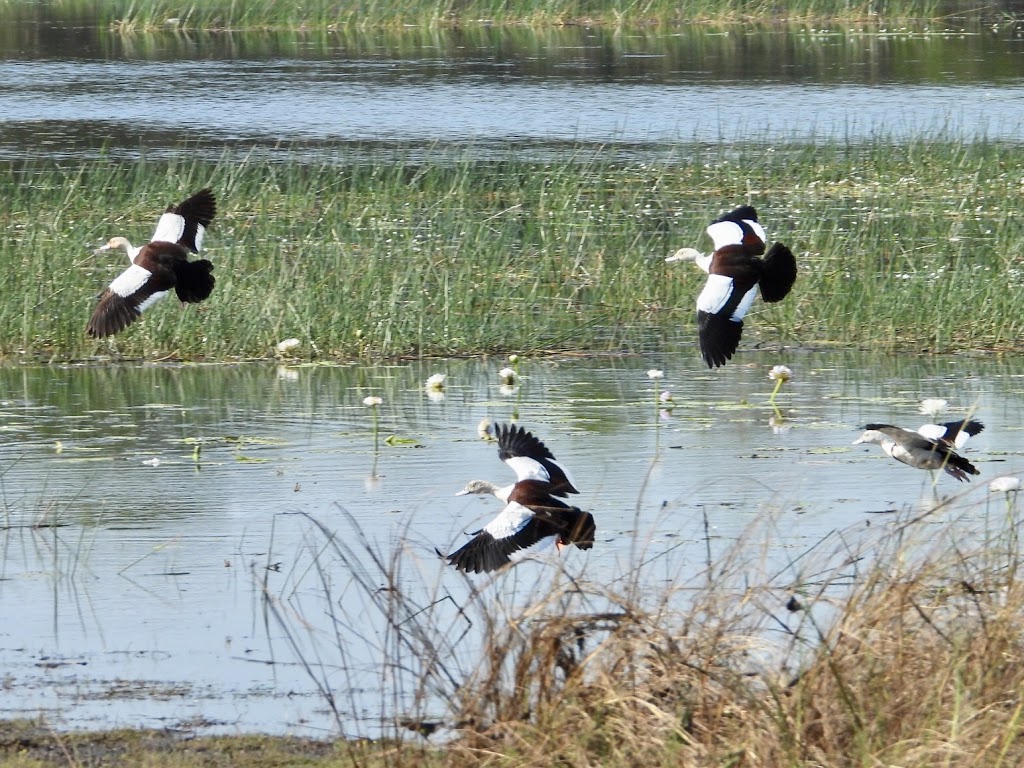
(2, 24), (1024, 159)
(0, 350), (1021, 735)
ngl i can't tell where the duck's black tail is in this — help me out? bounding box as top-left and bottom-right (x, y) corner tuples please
(564, 508), (596, 550)
(174, 259), (215, 303)
(943, 452), (980, 482)
(759, 241), (798, 303)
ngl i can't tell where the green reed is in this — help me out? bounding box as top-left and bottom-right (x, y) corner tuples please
(0, 0), (1001, 31)
(2, 136), (1022, 362)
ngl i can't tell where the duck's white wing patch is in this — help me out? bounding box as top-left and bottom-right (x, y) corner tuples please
(137, 290), (169, 312)
(707, 219), (766, 251)
(151, 211), (186, 244)
(747, 219), (767, 243)
(707, 221), (744, 251)
(108, 264), (152, 298)
(731, 285), (759, 322)
(190, 223), (206, 252)
(696, 274), (734, 314)
(917, 421), (978, 449)
(482, 502), (534, 540)
(920, 424), (972, 449)
(504, 455), (550, 483)
(509, 534), (560, 562)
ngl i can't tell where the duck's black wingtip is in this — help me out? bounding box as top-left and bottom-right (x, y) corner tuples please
(714, 205), (759, 224)
(697, 310), (742, 368)
(939, 418), (984, 438)
(496, 422), (557, 463)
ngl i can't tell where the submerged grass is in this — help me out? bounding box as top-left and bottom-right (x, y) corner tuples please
(3, 137), (1024, 363)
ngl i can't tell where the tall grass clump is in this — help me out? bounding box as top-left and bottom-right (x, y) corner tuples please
(267, 491), (1024, 766)
(2, 136), (1023, 362)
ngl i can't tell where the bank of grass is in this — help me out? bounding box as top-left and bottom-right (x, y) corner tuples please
(2, 137), (1023, 362)
(4, 0), (997, 32)
(106, 0), (956, 32)
(6, 493), (1024, 766)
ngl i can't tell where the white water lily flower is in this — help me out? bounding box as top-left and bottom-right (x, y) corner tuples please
(363, 396), (383, 407)
(989, 476), (1021, 494)
(499, 367), (518, 385)
(508, 354), (520, 364)
(425, 373), (446, 391)
(768, 365), (793, 406)
(276, 338), (301, 354)
(647, 369), (664, 380)
(919, 398), (948, 419)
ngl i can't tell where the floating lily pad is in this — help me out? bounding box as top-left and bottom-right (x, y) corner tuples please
(384, 435), (423, 447)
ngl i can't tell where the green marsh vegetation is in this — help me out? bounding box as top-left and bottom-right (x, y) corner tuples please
(3, 137), (1023, 363)
(4, 0), (1018, 30)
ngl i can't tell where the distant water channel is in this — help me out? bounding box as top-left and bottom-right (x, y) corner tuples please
(0, 351), (1022, 735)
(1, 23), (1024, 159)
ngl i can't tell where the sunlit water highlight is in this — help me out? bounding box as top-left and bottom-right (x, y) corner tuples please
(0, 350), (1021, 735)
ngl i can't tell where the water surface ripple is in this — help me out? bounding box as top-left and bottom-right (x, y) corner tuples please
(1, 25), (1023, 159)
(0, 351), (1021, 734)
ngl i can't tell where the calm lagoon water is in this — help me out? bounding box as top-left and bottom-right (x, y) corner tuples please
(1, 24), (1024, 159)
(0, 350), (1021, 735)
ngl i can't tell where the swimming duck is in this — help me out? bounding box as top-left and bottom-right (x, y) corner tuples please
(87, 188), (217, 338)
(443, 423), (594, 574)
(853, 423), (981, 482)
(667, 205), (797, 368)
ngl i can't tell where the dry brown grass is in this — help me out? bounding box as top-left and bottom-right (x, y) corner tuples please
(8, 499), (1024, 767)
(352, 497), (1024, 767)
